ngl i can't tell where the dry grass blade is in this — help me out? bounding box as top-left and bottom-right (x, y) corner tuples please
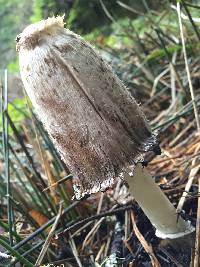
(22, 97), (59, 205)
(176, 144), (200, 213)
(123, 238), (135, 256)
(151, 67), (170, 97)
(116, 1), (145, 16)
(104, 230), (113, 258)
(71, 221), (93, 238)
(83, 193), (104, 247)
(171, 4), (200, 23)
(177, 2), (200, 131)
(59, 205), (133, 238)
(151, 55), (177, 125)
(95, 243), (106, 264)
(69, 233), (83, 267)
(130, 211), (161, 267)
(169, 120), (194, 147)
(80, 194), (105, 252)
(35, 202), (63, 266)
(43, 174), (73, 192)
(82, 218), (104, 250)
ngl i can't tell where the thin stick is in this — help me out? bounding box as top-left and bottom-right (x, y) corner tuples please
(82, 204), (118, 250)
(42, 174), (73, 192)
(35, 203), (63, 266)
(71, 221), (93, 238)
(130, 211), (161, 267)
(69, 233), (83, 267)
(177, 2), (200, 131)
(123, 239), (135, 256)
(95, 243), (105, 263)
(59, 205), (133, 237)
(176, 144), (200, 213)
(82, 218), (104, 250)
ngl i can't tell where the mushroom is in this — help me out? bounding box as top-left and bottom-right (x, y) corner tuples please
(16, 16), (194, 239)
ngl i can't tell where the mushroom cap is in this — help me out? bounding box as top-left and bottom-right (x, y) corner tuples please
(17, 16), (157, 198)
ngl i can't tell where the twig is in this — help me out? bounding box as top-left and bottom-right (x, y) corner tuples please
(82, 193), (107, 249)
(35, 203), (63, 266)
(130, 211), (161, 267)
(71, 221), (93, 238)
(123, 239), (135, 256)
(177, 2), (200, 131)
(59, 205), (134, 237)
(97, 192), (104, 215)
(177, 141), (200, 211)
(69, 233), (83, 267)
(82, 218), (105, 250)
(104, 230), (113, 258)
(43, 174), (73, 192)
(95, 243), (105, 263)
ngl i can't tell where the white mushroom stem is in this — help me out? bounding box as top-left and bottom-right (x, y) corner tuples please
(124, 164), (194, 239)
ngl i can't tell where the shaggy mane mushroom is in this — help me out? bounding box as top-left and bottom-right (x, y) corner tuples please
(17, 16), (194, 240)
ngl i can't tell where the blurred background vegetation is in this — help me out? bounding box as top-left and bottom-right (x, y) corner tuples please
(1, 0), (200, 266)
(1, 0), (165, 71)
